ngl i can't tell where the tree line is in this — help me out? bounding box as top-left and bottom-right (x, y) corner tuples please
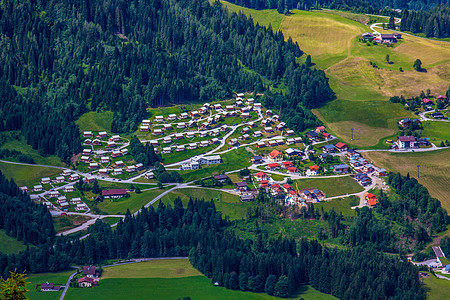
(0, 0), (334, 162)
(400, 5), (450, 38)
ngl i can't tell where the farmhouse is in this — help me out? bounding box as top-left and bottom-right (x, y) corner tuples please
(266, 163), (280, 170)
(254, 172), (269, 181)
(110, 135), (121, 141)
(102, 189), (128, 199)
(78, 277), (96, 288)
(268, 150), (283, 162)
(365, 193), (379, 207)
(69, 174), (80, 181)
(213, 174), (229, 183)
(322, 144), (335, 153)
(89, 163), (99, 169)
(260, 180), (269, 188)
(422, 98), (434, 105)
(396, 136), (418, 149)
(333, 164), (349, 174)
(362, 32), (374, 40)
(40, 282), (61, 292)
(335, 142), (348, 152)
(70, 198), (82, 204)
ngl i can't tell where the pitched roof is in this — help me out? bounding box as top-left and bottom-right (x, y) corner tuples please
(335, 142), (347, 149)
(83, 266), (97, 275)
(268, 150), (282, 158)
(398, 136), (416, 142)
(235, 182), (247, 187)
(310, 165), (319, 171)
(255, 171), (268, 177)
(268, 163), (279, 168)
(102, 189), (127, 196)
(282, 161), (293, 166)
(282, 184), (292, 189)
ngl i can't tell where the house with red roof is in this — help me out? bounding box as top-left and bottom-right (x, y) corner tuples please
(102, 189), (128, 199)
(335, 142), (348, 152)
(322, 132), (331, 140)
(315, 126), (325, 133)
(282, 184), (293, 192)
(282, 161), (293, 168)
(78, 277), (96, 288)
(422, 98), (434, 105)
(365, 193), (379, 207)
(306, 165), (319, 176)
(254, 172), (269, 181)
(288, 167), (298, 174)
(260, 180), (269, 187)
(266, 163), (280, 170)
(268, 150), (283, 162)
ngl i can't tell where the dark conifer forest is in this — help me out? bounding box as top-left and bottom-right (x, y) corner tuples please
(0, 0), (334, 162)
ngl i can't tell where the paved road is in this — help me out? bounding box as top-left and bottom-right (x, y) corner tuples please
(60, 267), (79, 300)
(433, 246), (445, 258)
(57, 214), (125, 236)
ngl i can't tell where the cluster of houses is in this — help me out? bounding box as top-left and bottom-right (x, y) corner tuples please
(306, 126), (335, 143)
(348, 150), (387, 187)
(39, 266), (100, 292)
(181, 155), (223, 170)
(362, 32), (402, 43)
(398, 118), (421, 128)
(83, 131), (122, 149)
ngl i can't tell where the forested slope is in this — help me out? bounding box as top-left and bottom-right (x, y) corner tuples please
(0, 0), (333, 162)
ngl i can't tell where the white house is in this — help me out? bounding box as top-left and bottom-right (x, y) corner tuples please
(168, 114), (177, 121)
(200, 140), (209, 147)
(41, 177), (51, 184)
(162, 147), (172, 154)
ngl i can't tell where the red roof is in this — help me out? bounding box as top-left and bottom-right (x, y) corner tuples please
(271, 184), (280, 189)
(269, 150), (282, 158)
(255, 171), (268, 178)
(316, 126), (325, 131)
(288, 167), (298, 172)
(289, 190), (297, 195)
(268, 163), (279, 168)
(398, 136), (415, 142)
(335, 142), (347, 149)
(102, 189), (127, 196)
(282, 161), (293, 166)
(78, 277), (94, 284)
(422, 98), (433, 103)
(282, 184), (292, 190)
(323, 133), (330, 137)
(310, 165), (319, 171)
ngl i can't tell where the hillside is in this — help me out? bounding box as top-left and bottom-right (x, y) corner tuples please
(219, 3), (450, 147)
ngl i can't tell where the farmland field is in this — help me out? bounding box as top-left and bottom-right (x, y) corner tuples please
(65, 259), (335, 300)
(363, 149), (450, 209)
(293, 176), (364, 198)
(0, 162), (62, 187)
(97, 188), (167, 214)
(26, 269), (74, 300)
(76, 111), (114, 132)
(0, 229), (26, 254)
(421, 121), (450, 144)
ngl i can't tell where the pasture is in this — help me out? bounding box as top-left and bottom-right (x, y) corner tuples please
(0, 162), (61, 187)
(0, 230), (26, 254)
(25, 269), (74, 300)
(76, 111), (114, 132)
(363, 149), (450, 209)
(65, 259), (335, 300)
(292, 176), (363, 198)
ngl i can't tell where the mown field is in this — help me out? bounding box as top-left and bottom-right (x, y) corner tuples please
(76, 111), (114, 132)
(0, 229), (26, 254)
(26, 269), (74, 300)
(363, 149), (450, 210)
(422, 273), (450, 300)
(293, 176), (364, 198)
(159, 187), (246, 220)
(65, 259), (335, 300)
(0, 162), (61, 187)
(97, 188), (168, 215)
(219, 5), (449, 147)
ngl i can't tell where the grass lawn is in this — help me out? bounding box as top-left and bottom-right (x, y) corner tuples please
(0, 229), (26, 254)
(159, 188), (247, 220)
(0, 162), (62, 187)
(101, 217), (123, 226)
(0, 136), (63, 166)
(293, 176), (363, 198)
(363, 149), (450, 209)
(97, 180), (156, 190)
(97, 188), (167, 215)
(66, 259), (334, 300)
(421, 121), (450, 144)
(219, 1), (284, 32)
(314, 196), (359, 217)
(26, 269), (75, 300)
(422, 273), (450, 300)
(76, 111), (114, 132)
(53, 215), (92, 233)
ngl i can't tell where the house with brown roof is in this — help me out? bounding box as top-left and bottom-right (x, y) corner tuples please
(78, 277), (96, 287)
(40, 282), (62, 292)
(102, 189), (128, 199)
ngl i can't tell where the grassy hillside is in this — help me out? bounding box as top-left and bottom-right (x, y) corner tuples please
(363, 149), (450, 210)
(293, 176), (364, 198)
(65, 259), (335, 300)
(159, 188), (246, 220)
(422, 273), (450, 300)
(0, 162), (61, 187)
(218, 5), (449, 147)
(0, 230), (26, 254)
(76, 111), (114, 132)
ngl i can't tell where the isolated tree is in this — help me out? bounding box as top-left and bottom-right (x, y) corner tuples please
(385, 54), (390, 63)
(0, 270), (29, 300)
(274, 275), (291, 297)
(92, 180), (101, 194)
(413, 59), (422, 71)
(305, 55), (312, 67)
